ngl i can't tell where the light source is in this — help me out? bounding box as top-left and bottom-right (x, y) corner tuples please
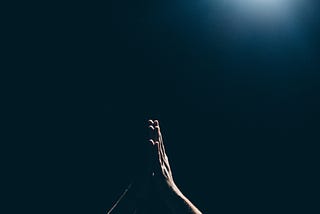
(228, 0), (296, 22)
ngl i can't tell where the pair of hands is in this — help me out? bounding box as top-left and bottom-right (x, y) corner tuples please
(146, 120), (202, 214)
(147, 119), (176, 191)
(108, 119), (202, 214)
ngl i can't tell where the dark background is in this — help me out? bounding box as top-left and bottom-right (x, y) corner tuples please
(4, 0), (319, 213)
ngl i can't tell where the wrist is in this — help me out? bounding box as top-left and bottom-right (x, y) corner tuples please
(168, 181), (182, 196)
(162, 180), (185, 202)
(162, 181), (202, 214)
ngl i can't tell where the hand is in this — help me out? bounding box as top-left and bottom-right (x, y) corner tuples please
(108, 119), (202, 214)
(148, 119), (202, 214)
(148, 120), (177, 191)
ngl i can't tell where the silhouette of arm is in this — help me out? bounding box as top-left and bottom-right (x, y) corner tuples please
(149, 120), (202, 214)
(107, 178), (151, 214)
(107, 119), (202, 214)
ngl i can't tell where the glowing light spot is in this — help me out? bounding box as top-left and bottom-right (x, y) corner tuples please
(225, 0), (298, 23)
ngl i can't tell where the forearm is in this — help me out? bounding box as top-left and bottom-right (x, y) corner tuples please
(163, 183), (202, 214)
(107, 180), (149, 214)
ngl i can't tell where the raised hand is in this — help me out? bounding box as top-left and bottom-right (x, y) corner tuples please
(108, 119), (202, 214)
(148, 119), (202, 214)
(148, 120), (175, 188)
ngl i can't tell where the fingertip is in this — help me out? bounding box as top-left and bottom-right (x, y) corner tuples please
(149, 139), (159, 146)
(149, 139), (155, 145)
(148, 125), (155, 130)
(154, 120), (159, 126)
(154, 125), (160, 131)
(148, 119), (154, 125)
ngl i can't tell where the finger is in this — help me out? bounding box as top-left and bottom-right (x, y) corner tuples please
(148, 139), (159, 162)
(154, 126), (163, 151)
(148, 125), (155, 130)
(155, 125), (167, 156)
(156, 141), (163, 165)
(148, 125), (155, 139)
(154, 120), (159, 126)
(154, 125), (160, 139)
(148, 139), (155, 146)
(148, 119), (154, 126)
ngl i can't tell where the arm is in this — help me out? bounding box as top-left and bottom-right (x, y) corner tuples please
(148, 120), (202, 214)
(107, 165), (152, 213)
(107, 119), (203, 213)
(160, 181), (202, 214)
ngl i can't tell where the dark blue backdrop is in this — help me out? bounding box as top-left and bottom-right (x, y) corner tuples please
(6, 1), (319, 213)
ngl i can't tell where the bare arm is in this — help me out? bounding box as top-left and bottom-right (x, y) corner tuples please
(107, 119), (202, 213)
(148, 120), (202, 214)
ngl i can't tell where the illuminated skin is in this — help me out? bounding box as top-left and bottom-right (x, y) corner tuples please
(107, 120), (202, 214)
(148, 119), (202, 214)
